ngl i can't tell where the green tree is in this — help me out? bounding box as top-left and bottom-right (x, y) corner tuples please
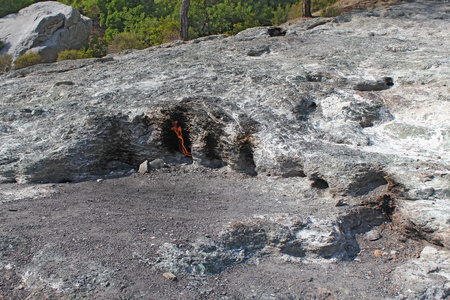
(58, 0), (98, 17)
(0, 0), (33, 18)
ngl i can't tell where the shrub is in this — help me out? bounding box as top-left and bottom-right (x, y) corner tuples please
(0, 40), (4, 51)
(14, 52), (42, 69)
(0, 54), (13, 73)
(87, 35), (108, 58)
(57, 49), (94, 61)
(109, 32), (148, 53)
(320, 6), (342, 17)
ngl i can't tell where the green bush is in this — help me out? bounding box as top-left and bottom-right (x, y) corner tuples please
(109, 32), (148, 53)
(87, 35), (108, 58)
(320, 6), (342, 17)
(57, 35), (108, 61)
(57, 49), (94, 61)
(0, 40), (4, 51)
(0, 54), (13, 73)
(14, 52), (42, 69)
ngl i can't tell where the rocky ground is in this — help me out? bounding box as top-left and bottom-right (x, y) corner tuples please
(0, 166), (426, 299)
(1, 0), (449, 298)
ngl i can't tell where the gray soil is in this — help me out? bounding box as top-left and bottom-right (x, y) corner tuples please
(0, 165), (422, 299)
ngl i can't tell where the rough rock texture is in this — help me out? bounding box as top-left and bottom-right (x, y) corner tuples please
(393, 246), (450, 299)
(0, 0), (449, 298)
(0, 1), (91, 62)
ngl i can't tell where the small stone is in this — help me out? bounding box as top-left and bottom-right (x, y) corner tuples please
(163, 272), (177, 281)
(374, 250), (383, 257)
(138, 160), (149, 175)
(335, 199), (346, 207)
(398, 235), (407, 242)
(149, 158), (165, 170)
(96, 178), (103, 183)
(365, 229), (382, 241)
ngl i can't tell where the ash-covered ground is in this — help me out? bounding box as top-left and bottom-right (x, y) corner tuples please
(0, 165), (424, 299)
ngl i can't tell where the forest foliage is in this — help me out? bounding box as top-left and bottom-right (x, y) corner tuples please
(1, 0), (339, 56)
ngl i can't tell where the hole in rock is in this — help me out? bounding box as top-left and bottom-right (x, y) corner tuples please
(58, 178), (73, 183)
(237, 139), (257, 176)
(280, 241), (306, 258)
(311, 178), (329, 189)
(377, 194), (396, 220)
(203, 133), (224, 168)
(306, 73), (322, 82)
(383, 77), (394, 86)
(282, 170), (306, 178)
(293, 100), (317, 121)
(338, 206), (391, 260)
(268, 27), (286, 37)
(161, 111), (192, 158)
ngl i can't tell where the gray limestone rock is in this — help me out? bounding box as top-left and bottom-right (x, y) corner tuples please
(153, 215), (358, 276)
(0, 0), (449, 269)
(394, 199), (450, 249)
(0, 1), (92, 62)
(138, 160), (149, 175)
(393, 246), (450, 300)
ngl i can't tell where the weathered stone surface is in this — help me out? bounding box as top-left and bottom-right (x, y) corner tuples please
(153, 215), (360, 275)
(393, 246), (450, 300)
(0, 3), (449, 294)
(149, 158), (165, 170)
(0, 1), (92, 62)
(138, 160), (149, 175)
(365, 228), (382, 241)
(162, 272), (177, 281)
(394, 199), (450, 249)
(373, 249), (383, 257)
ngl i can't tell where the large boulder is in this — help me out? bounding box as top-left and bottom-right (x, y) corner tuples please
(0, 1), (91, 62)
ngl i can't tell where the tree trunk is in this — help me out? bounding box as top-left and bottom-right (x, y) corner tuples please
(302, 0), (312, 18)
(179, 0), (190, 41)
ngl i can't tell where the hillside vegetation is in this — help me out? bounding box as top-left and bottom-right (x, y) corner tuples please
(1, 0), (339, 56)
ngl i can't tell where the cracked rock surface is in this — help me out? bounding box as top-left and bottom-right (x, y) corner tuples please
(0, 0), (449, 299)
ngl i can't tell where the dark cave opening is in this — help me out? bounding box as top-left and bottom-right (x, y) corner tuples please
(311, 178), (329, 189)
(161, 110), (192, 157)
(237, 139), (257, 176)
(268, 27), (286, 37)
(202, 133), (225, 168)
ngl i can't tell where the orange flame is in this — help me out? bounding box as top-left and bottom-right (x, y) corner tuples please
(171, 121), (192, 157)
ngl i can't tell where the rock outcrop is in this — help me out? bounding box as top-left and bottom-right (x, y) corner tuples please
(0, 1), (91, 62)
(0, 0), (449, 297)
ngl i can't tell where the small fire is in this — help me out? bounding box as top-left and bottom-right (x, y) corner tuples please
(171, 121), (192, 157)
